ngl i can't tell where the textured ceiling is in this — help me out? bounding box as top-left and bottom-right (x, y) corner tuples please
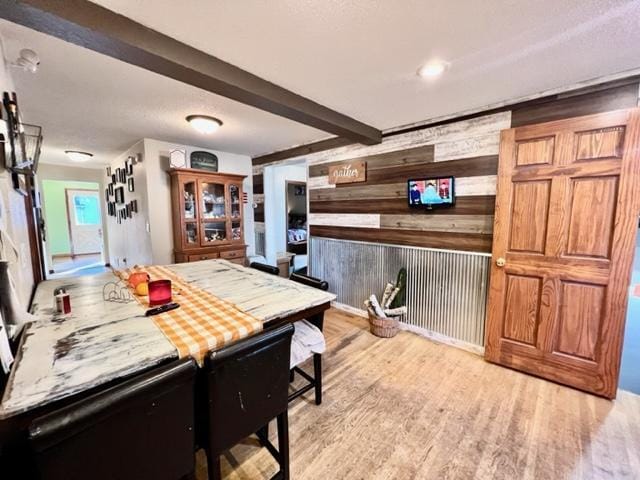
(2, 0), (640, 167)
(93, 0), (640, 127)
(0, 21), (326, 167)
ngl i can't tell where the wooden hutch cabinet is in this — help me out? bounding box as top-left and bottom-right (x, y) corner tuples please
(169, 168), (247, 264)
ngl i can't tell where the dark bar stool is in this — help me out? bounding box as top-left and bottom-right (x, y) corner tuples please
(289, 273), (328, 406)
(28, 358), (197, 480)
(202, 324), (294, 480)
(249, 261), (280, 276)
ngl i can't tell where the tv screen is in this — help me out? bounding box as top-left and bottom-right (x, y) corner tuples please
(408, 176), (455, 208)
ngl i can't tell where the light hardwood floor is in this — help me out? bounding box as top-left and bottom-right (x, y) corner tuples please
(196, 308), (640, 480)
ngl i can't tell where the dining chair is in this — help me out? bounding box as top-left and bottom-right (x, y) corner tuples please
(28, 358), (197, 480)
(288, 273), (328, 406)
(0, 323), (8, 393)
(249, 261), (280, 276)
(202, 323), (294, 480)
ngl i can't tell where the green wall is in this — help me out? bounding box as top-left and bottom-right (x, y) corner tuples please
(41, 179), (99, 255)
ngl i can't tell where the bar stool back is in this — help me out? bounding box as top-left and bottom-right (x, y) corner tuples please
(28, 358), (197, 480)
(289, 273), (329, 405)
(203, 324), (294, 480)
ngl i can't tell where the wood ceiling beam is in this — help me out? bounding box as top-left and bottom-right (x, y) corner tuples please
(0, 0), (382, 145)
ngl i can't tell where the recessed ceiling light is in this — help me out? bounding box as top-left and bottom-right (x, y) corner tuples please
(417, 60), (449, 78)
(186, 115), (223, 134)
(65, 150), (93, 162)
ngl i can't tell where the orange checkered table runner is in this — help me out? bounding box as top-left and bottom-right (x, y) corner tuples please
(117, 265), (263, 364)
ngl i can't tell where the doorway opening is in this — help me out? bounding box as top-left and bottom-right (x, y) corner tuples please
(260, 161), (307, 277)
(620, 219), (640, 395)
(286, 180), (308, 274)
(41, 180), (107, 278)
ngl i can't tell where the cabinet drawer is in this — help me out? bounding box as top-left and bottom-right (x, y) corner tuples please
(220, 249), (244, 260)
(188, 253), (219, 262)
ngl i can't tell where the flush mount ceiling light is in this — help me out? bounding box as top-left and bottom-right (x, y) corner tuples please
(417, 60), (450, 78)
(65, 150), (93, 162)
(186, 115), (223, 134)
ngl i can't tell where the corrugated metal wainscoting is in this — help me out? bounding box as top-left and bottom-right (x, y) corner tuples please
(309, 237), (491, 350)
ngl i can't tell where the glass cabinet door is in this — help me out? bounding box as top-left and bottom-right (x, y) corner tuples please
(229, 183), (242, 243)
(183, 180), (197, 220)
(184, 222), (199, 247)
(202, 221), (227, 244)
(231, 220), (242, 242)
(229, 183), (242, 221)
(200, 181), (226, 220)
(181, 179), (199, 249)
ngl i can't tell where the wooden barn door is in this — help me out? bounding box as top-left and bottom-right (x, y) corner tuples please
(485, 108), (640, 398)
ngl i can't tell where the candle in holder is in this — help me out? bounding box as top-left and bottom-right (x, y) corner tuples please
(148, 279), (172, 306)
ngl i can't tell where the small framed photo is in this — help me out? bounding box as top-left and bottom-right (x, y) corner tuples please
(126, 156), (134, 175)
(131, 199), (138, 213)
(108, 183), (114, 196)
(127, 177), (134, 192)
(125, 204), (131, 218)
(104, 188), (109, 202)
(115, 186), (125, 204)
(106, 166), (112, 177)
(111, 173), (116, 184)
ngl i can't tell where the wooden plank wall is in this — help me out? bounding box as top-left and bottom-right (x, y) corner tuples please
(304, 111), (510, 252)
(253, 79), (640, 254)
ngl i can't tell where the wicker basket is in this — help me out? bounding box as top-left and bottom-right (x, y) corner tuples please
(368, 311), (400, 338)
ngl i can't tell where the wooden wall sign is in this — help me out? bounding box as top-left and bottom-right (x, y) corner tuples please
(328, 161), (366, 184)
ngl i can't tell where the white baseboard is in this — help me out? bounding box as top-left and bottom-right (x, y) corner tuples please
(331, 301), (367, 318)
(331, 301), (485, 356)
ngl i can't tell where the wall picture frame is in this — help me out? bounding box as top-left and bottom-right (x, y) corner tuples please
(115, 186), (125, 204)
(127, 177), (134, 192)
(190, 150), (218, 171)
(131, 199), (138, 213)
(108, 182), (114, 196)
(125, 156), (134, 175)
(106, 166), (112, 177)
(170, 149), (186, 168)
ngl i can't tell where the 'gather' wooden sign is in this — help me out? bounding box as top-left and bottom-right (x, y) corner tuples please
(328, 161), (366, 184)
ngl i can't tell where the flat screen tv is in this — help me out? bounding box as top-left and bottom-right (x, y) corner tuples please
(408, 176), (455, 209)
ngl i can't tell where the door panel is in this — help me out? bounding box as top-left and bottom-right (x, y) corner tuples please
(556, 282), (605, 360)
(503, 274), (542, 345)
(515, 136), (555, 166)
(485, 108), (640, 398)
(509, 181), (550, 253)
(575, 127), (625, 161)
(66, 189), (103, 256)
(566, 177), (617, 258)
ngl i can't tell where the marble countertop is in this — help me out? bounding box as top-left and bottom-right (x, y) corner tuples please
(0, 260), (335, 418)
